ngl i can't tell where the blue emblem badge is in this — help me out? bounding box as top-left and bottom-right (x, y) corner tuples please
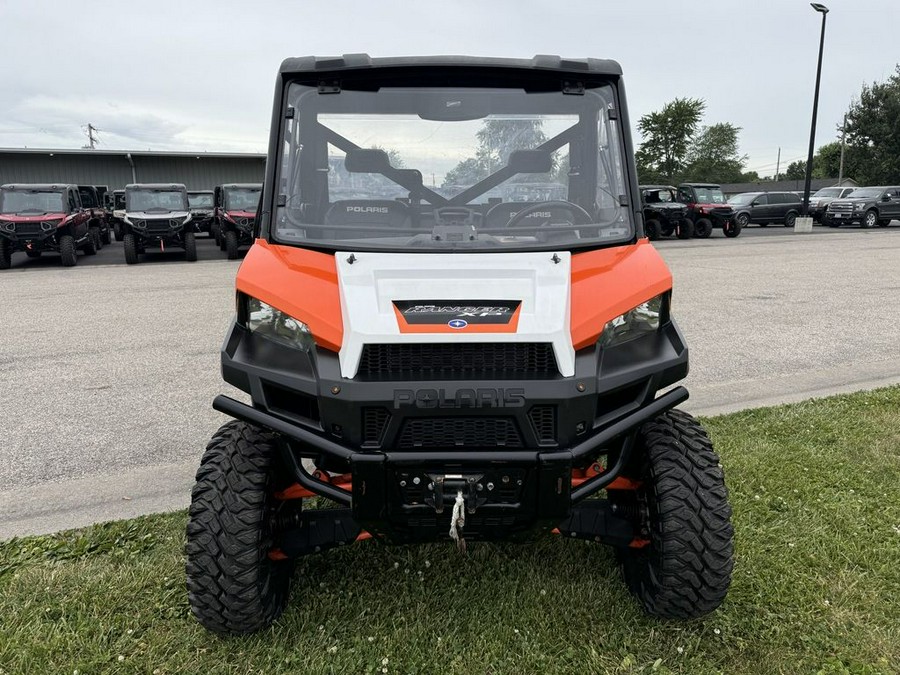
(448, 319), (468, 329)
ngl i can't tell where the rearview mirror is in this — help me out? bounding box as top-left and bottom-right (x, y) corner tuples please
(507, 149), (552, 174)
(344, 148), (391, 173)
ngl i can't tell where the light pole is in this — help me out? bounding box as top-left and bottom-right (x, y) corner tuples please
(802, 3), (829, 216)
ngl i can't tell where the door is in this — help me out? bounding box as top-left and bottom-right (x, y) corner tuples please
(749, 193), (769, 223)
(885, 188), (900, 221)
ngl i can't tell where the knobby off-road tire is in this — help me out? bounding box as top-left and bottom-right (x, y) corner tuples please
(0, 238), (11, 269)
(101, 226), (112, 245)
(184, 231), (198, 262)
(114, 222), (123, 242)
(617, 409), (734, 619)
(84, 230), (98, 256)
(225, 230), (240, 260)
(723, 220), (742, 238)
(59, 234), (78, 267)
(123, 233), (139, 265)
(90, 225), (103, 250)
(186, 420), (294, 635)
(645, 219), (662, 241)
(693, 218), (713, 239)
(676, 219), (694, 240)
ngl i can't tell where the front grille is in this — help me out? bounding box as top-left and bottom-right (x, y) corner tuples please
(13, 222), (43, 236)
(397, 417), (523, 449)
(527, 405), (557, 444)
(362, 407), (391, 446)
(357, 343), (557, 379)
(146, 220), (171, 233)
(829, 203), (853, 213)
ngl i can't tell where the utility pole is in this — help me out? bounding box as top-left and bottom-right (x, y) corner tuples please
(775, 147), (781, 181)
(838, 113), (847, 185)
(83, 123), (99, 149)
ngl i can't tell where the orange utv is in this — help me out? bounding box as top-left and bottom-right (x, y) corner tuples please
(185, 55), (734, 635)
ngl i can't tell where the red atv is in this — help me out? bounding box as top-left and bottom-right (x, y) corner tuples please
(214, 183), (262, 259)
(677, 183), (740, 238)
(0, 183), (96, 268)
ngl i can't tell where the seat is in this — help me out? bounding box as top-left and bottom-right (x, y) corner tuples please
(322, 200), (411, 240)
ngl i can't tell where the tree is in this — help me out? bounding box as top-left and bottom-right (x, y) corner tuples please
(784, 160), (806, 181)
(683, 123), (746, 183)
(844, 65), (900, 184)
(812, 141), (841, 179)
(443, 119), (549, 188)
(635, 98), (706, 181)
(442, 157), (487, 187)
(740, 170), (760, 182)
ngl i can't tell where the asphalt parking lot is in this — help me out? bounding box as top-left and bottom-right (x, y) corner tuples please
(2, 226), (899, 538)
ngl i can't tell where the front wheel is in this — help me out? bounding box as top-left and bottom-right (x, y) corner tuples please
(123, 233), (139, 265)
(693, 218), (713, 239)
(83, 229), (98, 256)
(723, 220), (742, 238)
(0, 238), (11, 269)
(735, 213), (750, 228)
(225, 230), (240, 260)
(863, 210), (878, 228)
(784, 212), (797, 227)
(614, 410), (734, 619)
(59, 234), (78, 267)
(114, 222), (123, 242)
(101, 227), (112, 246)
(184, 231), (198, 262)
(186, 421), (294, 635)
(644, 219), (661, 241)
(676, 219), (694, 240)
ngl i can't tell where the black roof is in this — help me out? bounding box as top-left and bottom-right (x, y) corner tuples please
(639, 184), (676, 191)
(126, 183), (187, 190)
(680, 182), (722, 188)
(2, 183), (74, 191)
(279, 54), (622, 77)
(188, 189), (214, 194)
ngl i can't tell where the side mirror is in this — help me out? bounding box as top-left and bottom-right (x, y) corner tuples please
(882, 194), (891, 202)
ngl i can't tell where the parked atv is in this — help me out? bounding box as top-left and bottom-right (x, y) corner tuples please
(639, 184), (692, 240)
(122, 183), (196, 264)
(188, 190), (215, 236)
(677, 183), (740, 237)
(185, 54), (735, 635)
(214, 183), (262, 259)
(111, 189), (126, 241)
(78, 185), (112, 247)
(0, 183), (96, 268)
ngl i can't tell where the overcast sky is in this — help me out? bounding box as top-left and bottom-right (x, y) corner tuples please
(1, 0), (896, 175)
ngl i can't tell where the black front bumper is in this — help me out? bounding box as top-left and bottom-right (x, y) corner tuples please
(216, 319), (689, 542)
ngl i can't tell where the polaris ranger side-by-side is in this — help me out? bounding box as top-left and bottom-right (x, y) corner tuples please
(0, 183), (96, 268)
(677, 183), (739, 238)
(111, 189), (126, 241)
(188, 190), (216, 236)
(639, 184), (691, 240)
(122, 183), (196, 264)
(78, 185), (112, 248)
(214, 183), (262, 259)
(185, 55), (735, 635)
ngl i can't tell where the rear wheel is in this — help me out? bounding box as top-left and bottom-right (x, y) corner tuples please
(114, 222), (123, 242)
(676, 219), (694, 239)
(878, 219), (891, 227)
(101, 227), (112, 245)
(123, 233), (139, 265)
(615, 410), (734, 619)
(0, 238), (11, 269)
(59, 235), (78, 267)
(184, 231), (198, 262)
(784, 212), (797, 227)
(186, 421), (294, 635)
(644, 219), (661, 241)
(84, 230), (98, 256)
(693, 218), (713, 239)
(225, 230), (240, 260)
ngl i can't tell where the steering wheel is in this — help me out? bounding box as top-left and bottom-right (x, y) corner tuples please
(502, 201), (593, 228)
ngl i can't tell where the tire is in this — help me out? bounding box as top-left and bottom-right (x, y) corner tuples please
(644, 219), (661, 241)
(225, 230), (240, 260)
(114, 222), (123, 242)
(878, 219), (890, 227)
(735, 213), (750, 228)
(676, 219), (694, 240)
(615, 409), (734, 619)
(784, 212), (797, 228)
(212, 223), (222, 247)
(184, 231), (198, 262)
(25, 249), (42, 259)
(123, 233), (139, 265)
(84, 229), (98, 256)
(59, 234), (78, 267)
(0, 238), (11, 269)
(101, 227), (112, 246)
(863, 210), (878, 228)
(693, 218), (713, 239)
(186, 420), (294, 635)
(723, 220), (742, 238)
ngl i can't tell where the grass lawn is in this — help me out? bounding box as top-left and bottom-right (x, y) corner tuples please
(1, 387), (899, 675)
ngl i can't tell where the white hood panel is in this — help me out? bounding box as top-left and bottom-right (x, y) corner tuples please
(336, 251), (574, 378)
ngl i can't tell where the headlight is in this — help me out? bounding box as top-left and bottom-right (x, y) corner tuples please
(598, 293), (666, 349)
(243, 296), (313, 352)
(854, 203), (865, 211)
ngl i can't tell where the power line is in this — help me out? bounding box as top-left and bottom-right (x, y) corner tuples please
(82, 123), (100, 149)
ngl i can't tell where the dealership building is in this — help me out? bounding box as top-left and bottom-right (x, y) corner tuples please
(0, 148), (266, 191)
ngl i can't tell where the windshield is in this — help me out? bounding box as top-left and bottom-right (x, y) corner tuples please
(114, 193), (126, 209)
(126, 189), (187, 212)
(813, 188), (842, 198)
(642, 188), (675, 203)
(189, 193), (214, 208)
(847, 188), (882, 199)
(273, 82), (631, 252)
(225, 188), (261, 212)
(693, 187), (726, 204)
(728, 193), (757, 205)
(0, 189), (66, 214)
